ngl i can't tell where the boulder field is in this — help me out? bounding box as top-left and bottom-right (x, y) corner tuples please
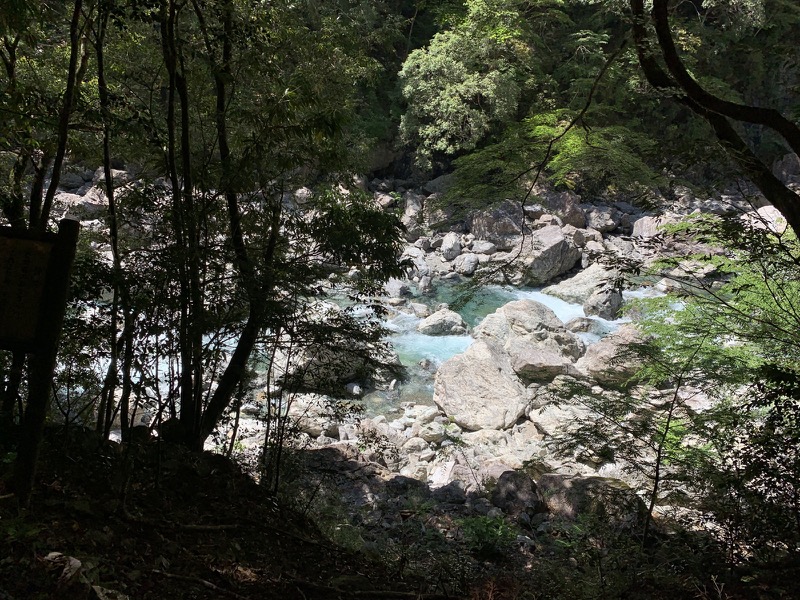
(53, 167), (754, 530)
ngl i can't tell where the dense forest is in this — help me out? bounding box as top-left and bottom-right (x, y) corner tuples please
(1, 0), (799, 598)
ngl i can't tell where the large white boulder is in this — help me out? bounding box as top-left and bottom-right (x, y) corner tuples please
(741, 205), (788, 234)
(401, 246), (431, 278)
(516, 226), (581, 285)
(474, 299), (584, 361)
(417, 308), (469, 336)
(575, 324), (643, 387)
(531, 185), (587, 228)
(433, 340), (530, 431)
(453, 253), (479, 276)
(583, 288), (623, 320)
(581, 204), (621, 233)
(542, 261), (623, 319)
(543, 262), (617, 304)
(506, 338), (580, 383)
(440, 232), (462, 261)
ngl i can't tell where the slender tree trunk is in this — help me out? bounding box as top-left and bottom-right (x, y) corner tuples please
(191, 0), (276, 449)
(643, 390), (679, 545)
(159, 0), (197, 445)
(93, 0), (137, 441)
(33, 0), (84, 233)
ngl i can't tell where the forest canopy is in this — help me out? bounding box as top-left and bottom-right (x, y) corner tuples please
(1, 1), (800, 598)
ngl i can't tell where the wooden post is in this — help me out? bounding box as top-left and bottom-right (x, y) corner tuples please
(12, 219), (80, 507)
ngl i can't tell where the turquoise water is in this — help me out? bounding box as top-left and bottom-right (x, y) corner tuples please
(296, 282), (626, 415)
(424, 283), (521, 326)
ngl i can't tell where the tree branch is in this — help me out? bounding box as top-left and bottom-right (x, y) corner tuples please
(628, 0), (800, 234)
(651, 0), (800, 157)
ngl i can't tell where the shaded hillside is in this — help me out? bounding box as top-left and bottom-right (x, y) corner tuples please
(2, 426), (799, 600)
(0, 428), (449, 600)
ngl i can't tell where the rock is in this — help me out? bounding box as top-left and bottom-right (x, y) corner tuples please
(460, 429), (512, 452)
(741, 205), (788, 235)
(374, 192), (397, 210)
(564, 317), (608, 336)
(506, 338), (580, 383)
(532, 185), (586, 228)
(575, 324), (643, 387)
(418, 275), (434, 295)
(536, 214), (562, 227)
(345, 382), (363, 396)
(419, 421), (447, 443)
(404, 191), (425, 216)
(401, 213), (424, 242)
(537, 473), (644, 527)
(440, 232), (462, 261)
(543, 262), (619, 305)
(402, 436), (430, 453)
(384, 278), (411, 298)
(401, 192), (425, 242)
(603, 236), (638, 260)
(371, 178), (392, 191)
(404, 404), (440, 425)
(490, 471), (546, 517)
(522, 204), (546, 220)
(425, 195), (465, 233)
(516, 226), (581, 285)
(417, 308), (468, 335)
(338, 424), (358, 441)
(582, 204), (621, 233)
(773, 152), (800, 184)
(294, 186), (313, 205)
(613, 200), (640, 214)
(92, 167), (131, 186)
(241, 402), (262, 416)
(59, 171), (86, 190)
(409, 302), (431, 318)
(432, 480), (467, 504)
(583, 288), (623, 320)
(433, 340), (529, 431)
(468, 200), (525, 250)
(453, 253), (479, 276)
(423, 173), (455, 195)
(287, 394), (341, 438)
(527, 395), (592, 437)
(581, 240), (606, 267)
(401, 246), (431, 278)
(414, 236), (432, 251)
(632, 214), (680, 238)
(470, 240), (497, 255)
(474, 300), (584, 361)
(561, 224), (587, 248)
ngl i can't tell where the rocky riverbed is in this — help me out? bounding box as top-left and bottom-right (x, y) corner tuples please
(55, 166), (785, 534)
(200, 175), (785, 533)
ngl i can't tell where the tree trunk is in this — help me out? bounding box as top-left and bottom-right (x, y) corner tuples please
(32, 0), (84, 233)
(629, 0), (800, 233)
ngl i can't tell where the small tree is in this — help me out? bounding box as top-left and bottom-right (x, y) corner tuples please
(560, 209), (800, 561)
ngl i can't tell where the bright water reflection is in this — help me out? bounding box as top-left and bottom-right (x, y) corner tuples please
(355, 282), (635, 414)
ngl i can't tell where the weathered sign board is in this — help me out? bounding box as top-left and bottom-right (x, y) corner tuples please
(0, 220), (79, 353)
(0, 236), (52, 350)
(2, 218), (80, 506)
